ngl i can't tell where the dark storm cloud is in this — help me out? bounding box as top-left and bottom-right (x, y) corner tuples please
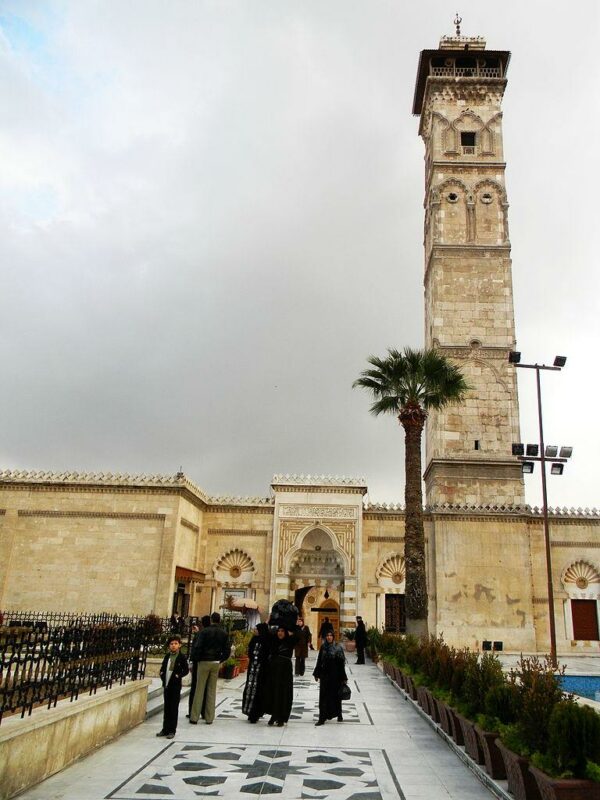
(0, 1), (598, 506)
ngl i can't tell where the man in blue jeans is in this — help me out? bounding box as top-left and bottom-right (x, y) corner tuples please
(189, 612), (230, 724)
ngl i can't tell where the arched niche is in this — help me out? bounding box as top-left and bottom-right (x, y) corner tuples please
(213, 548), (255, 587)
(285, 525), (348, 578)
(561, 559), (600, 642)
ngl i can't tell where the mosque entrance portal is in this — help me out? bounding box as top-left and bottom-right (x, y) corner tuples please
(288, 526), (346, 641)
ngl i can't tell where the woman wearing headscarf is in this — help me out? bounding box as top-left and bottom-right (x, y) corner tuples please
(242, 623), (270, 723)
(265, 625), (298, 726)
(313, 630), (348, 725)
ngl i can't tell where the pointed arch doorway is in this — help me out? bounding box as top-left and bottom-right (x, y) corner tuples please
(287, 526), (346, 642)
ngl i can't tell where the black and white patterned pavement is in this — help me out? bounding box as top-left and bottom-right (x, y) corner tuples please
(18, 653), (496, 800)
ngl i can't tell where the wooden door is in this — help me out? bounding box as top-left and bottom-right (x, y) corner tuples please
(385, 594), (406, 633)
(317, 599), (340, 640)
(572, 600), (599, 640)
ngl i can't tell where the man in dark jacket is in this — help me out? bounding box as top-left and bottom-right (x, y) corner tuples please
(355, 617), (367, 664)
(318, 617), (334, 641)
(187, 617), (208, 717)
(189, 612), (230, 724)
(294, 617), (312, 676)
(157, 635), (189, 738)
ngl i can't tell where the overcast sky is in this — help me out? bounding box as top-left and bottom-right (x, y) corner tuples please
(1, 1), (598, 508)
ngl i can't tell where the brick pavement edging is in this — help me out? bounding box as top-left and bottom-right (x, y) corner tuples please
(379, 665), (512, 800)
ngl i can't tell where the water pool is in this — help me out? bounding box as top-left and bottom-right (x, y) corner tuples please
(560, 675), (600, 701)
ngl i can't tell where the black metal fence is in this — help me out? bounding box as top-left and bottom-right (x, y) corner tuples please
(0, 613), (164, 725)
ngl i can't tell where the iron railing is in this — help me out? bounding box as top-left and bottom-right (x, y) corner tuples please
(0, 615), (162, 724)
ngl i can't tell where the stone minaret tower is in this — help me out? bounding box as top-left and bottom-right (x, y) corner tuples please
(413, 30), (524, 507)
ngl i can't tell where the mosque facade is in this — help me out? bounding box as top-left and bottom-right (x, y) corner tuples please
(1, 33), (599, 654)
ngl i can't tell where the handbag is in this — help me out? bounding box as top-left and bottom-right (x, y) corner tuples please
(339, 683), (351, 701)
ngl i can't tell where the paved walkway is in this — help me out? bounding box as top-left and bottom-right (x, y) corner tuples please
(19, 654), (496, 800)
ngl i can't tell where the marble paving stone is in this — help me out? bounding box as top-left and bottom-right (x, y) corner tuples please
(15, 658), (497, 800)
(215, 696), (371, 725)
(107, 742), (402, 799)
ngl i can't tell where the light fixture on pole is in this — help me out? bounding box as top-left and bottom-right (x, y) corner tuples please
(509, 352), (572, 668)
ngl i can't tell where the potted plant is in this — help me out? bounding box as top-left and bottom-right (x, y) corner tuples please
(342, 628), (357, 652)
(366, 626), (381, 663)
(231, 629), (253, 672)
(528, 700), (600, 799)
(496, 655), (565, 800)
(223, 657), (237, 680)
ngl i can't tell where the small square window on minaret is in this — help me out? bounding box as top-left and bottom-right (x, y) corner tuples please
(461, 131), (476, 153)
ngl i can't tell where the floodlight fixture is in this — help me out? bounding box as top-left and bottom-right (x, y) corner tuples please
(512, 443), (525, 456)
(551, 463), (564, 476)
(508, 351), (521, 364)
(559, 446), (573, 459)
(545, 445), (558, 458)
(522, 462), (535, 474)
(526, 444), (539, 457)
(553, 356), (567, 368)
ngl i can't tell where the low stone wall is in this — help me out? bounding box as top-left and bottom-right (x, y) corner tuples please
(0, 678), (151, 800)
(145, 657), (163, 678)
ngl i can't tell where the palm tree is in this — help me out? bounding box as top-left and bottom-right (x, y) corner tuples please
(353, 348), (469, 638)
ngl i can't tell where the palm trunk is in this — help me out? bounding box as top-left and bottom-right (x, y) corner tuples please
(400, 404), (428, 639)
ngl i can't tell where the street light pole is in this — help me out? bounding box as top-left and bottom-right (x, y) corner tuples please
(509, 353), (568, 669)
(534, 365), (558, 668)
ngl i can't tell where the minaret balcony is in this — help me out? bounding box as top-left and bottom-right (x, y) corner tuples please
(430, 65), (502, 78)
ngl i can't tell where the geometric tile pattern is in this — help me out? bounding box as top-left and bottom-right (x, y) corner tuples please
(214, 696), (370, 725)
(107, 743), (401, 799)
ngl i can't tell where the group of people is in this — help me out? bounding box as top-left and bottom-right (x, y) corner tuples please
(242, 615), (367, 727)
(157, 612), (229, 739)
(157, 611), (369, 738)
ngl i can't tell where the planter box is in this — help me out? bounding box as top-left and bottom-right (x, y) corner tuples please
(446, 706), (464, 746)
(529, 765), (600, 800)
(392, 667), (404, 689)
(416, 686), (431, 715)
(404, 675), (418, 701)
(456, 713), (485, 765)
(383, 661), (394, 678)
(423, 688), (440, 723)
(496, 739), (542, 800)
(344, 641), (356, 653)
(435, 699), (452, 736)
(474, 725), (506, 780)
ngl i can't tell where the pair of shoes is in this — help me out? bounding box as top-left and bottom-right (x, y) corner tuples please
(337, 715), (344, 722)
(315, 720), (325, 726)
(156, 730), (167, 737)
(189, 719), (198, 725)
(268, 717), (275, 726)
(248, 718), (258, 724)
(166, 733), (175, 739)
(276, 721), (284, 727)
(205, 721), (213, 725)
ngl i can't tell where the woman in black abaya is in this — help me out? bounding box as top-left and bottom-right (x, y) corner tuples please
(313, 630), (348, 725)
(242, 623), (270, 723)
(265, 625), (297, 726)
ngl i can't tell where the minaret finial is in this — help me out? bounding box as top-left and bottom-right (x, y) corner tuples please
(454, 13), (462, 36)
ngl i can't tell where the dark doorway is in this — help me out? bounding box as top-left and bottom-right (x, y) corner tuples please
(172, 582), (190, 617)
(294, 586), (312, 616)
(572, 599), (599, 640)
(385, 594), (406, 633)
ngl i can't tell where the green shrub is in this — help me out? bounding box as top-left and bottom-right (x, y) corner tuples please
(503, 655), (565, 756)
(586, 761), (600, 783)
(366, 626), (382, 655)
(484, 681), (519, 726)
(545, 701), (600, 778)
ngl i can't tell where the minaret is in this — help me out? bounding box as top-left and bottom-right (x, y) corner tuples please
(413, 23), (524, 507)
